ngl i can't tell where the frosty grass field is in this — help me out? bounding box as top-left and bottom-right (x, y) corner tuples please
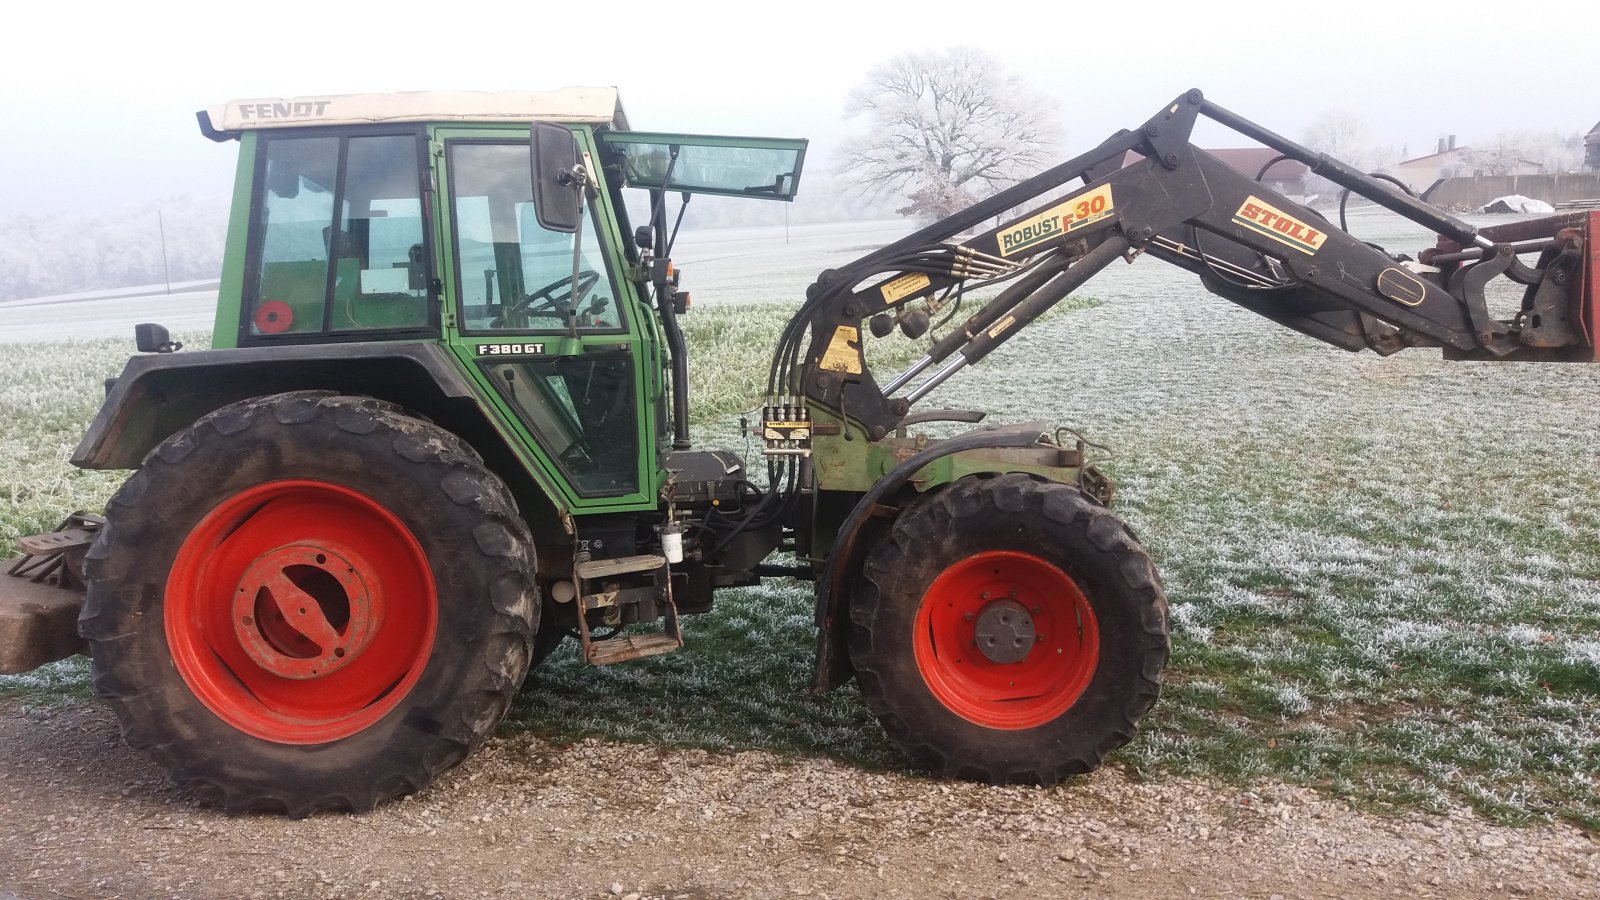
(3, 210), (1598, 828)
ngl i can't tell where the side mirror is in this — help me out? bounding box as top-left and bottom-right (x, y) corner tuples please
(134, 322), (181, 354)
(530, 121), (583, 233)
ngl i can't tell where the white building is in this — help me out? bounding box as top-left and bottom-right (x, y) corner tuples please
(1395, 137), (1542, 194)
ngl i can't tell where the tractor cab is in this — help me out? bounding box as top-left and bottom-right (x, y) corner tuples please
(196, 90), (807, 514)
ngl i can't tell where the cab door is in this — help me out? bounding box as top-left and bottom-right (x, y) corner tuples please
(432, 125), (659, 513)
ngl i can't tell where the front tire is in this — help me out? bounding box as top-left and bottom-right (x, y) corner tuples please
(80, 392), (537, 816)
(848, 473), (1168, 784)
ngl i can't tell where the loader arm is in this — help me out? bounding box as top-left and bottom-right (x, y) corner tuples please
(774, 89), (1595, 443)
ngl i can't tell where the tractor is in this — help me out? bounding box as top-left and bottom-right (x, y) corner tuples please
(3, 87), (1595, 816)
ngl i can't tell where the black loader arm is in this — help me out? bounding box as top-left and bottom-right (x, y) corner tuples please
(774, 89), (1596, 442)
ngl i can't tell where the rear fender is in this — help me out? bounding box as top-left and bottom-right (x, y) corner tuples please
(73, 342), (571, 555)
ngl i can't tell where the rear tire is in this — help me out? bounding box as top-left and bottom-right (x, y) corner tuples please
(80, 392), (537, 816)
(848, 473), (1168, 784)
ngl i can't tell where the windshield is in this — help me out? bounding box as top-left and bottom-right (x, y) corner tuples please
(602, 132), (807, 201)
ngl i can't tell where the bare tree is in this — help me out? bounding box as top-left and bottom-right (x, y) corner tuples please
(1299, 110), (1404, 203)
(837, 47), (1061, 220)
(1302, 110), (1377, 171)
(1478, 130), (1584, 174)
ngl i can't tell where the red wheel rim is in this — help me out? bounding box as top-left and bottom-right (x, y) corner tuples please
(913, 550), (1099, 730)
(165, 480), (437, 744)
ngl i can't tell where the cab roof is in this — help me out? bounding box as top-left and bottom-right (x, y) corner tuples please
(197, 88), (628, 140)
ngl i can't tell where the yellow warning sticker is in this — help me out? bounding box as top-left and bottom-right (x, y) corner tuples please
(986, 314), (1018, 339)
(1232, 196), (1327, 255)
(880, 272), (931, 305)
(997, 184), (1116, 258)
(764, 425), (812, 440)
(820, 325), (863, 374)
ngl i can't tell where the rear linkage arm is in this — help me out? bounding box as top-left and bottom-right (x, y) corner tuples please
(795, 89), (1589, 440)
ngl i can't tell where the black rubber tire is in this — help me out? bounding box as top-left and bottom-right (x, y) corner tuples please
(79, 392), (538, 816)
(848, 473), (1169, 785)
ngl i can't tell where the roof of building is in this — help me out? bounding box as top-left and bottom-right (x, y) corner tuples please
(1398, 147), (1545, 169)
(1397, 146), (1474, 166)
(1122, 148), (1309, 179)
(1586, 121), (1600, 143)
(1205, 148), (1311, 178)
(200, 88), (628, 136)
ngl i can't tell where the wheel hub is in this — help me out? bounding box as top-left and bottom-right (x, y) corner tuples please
(974, 598), (1035, 663)
(232, 544), (376, 680)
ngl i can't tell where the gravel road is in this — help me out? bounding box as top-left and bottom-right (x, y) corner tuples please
(1, 702), (1596, 899)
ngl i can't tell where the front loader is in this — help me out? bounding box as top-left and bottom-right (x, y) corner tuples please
(2, 87), (1595, 815)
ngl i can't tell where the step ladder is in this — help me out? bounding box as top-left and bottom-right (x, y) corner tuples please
(573, 553), (683, 665)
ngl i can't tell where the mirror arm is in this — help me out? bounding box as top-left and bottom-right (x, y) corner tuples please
(566, 200), (586, 339)
(648, 146), (681, 255)
(666, 192), (691, 257)
(556, 163), (590, 188)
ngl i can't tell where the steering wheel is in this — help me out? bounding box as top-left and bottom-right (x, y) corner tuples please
(504, 270), (601, 320)
(559, 440), (596, 468)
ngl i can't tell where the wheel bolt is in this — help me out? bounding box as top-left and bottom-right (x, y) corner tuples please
(980, 591), (990, 600)
(963, 612), (974, 622)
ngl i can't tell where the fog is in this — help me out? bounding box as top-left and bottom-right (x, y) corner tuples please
(4, 0), (1595, 217)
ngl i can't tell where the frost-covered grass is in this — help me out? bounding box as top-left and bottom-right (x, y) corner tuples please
(0, 338), (137, 556)
(5, 209), (1600, 827)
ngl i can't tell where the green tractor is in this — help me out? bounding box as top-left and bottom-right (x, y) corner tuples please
(13, 86), (1580, 816)
(0, 88), (1156, 814)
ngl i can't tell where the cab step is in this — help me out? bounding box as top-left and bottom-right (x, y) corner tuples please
(573, 551), (683, 665)
(586, 632), (682, 665)
(575, 554), (668, 580)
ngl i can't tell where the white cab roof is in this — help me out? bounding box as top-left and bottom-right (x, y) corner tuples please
(203, 88), (628, 134)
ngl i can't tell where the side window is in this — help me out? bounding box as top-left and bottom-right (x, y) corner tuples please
(334, 136), (429, 331)
(449, 142), (622, 333)
(251, 137), (337, 334)
(247, 132), (430, 338)
(483, 356), (639, 495)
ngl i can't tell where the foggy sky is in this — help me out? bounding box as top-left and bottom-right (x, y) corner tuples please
(5, 0), (1595, 217)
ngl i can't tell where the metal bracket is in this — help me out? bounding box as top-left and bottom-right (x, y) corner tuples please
(6, 513), (103, 591)
(1448, 247), (1517, 355)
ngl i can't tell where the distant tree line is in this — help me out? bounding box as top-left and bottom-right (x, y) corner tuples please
(0, 197), (229, 301)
